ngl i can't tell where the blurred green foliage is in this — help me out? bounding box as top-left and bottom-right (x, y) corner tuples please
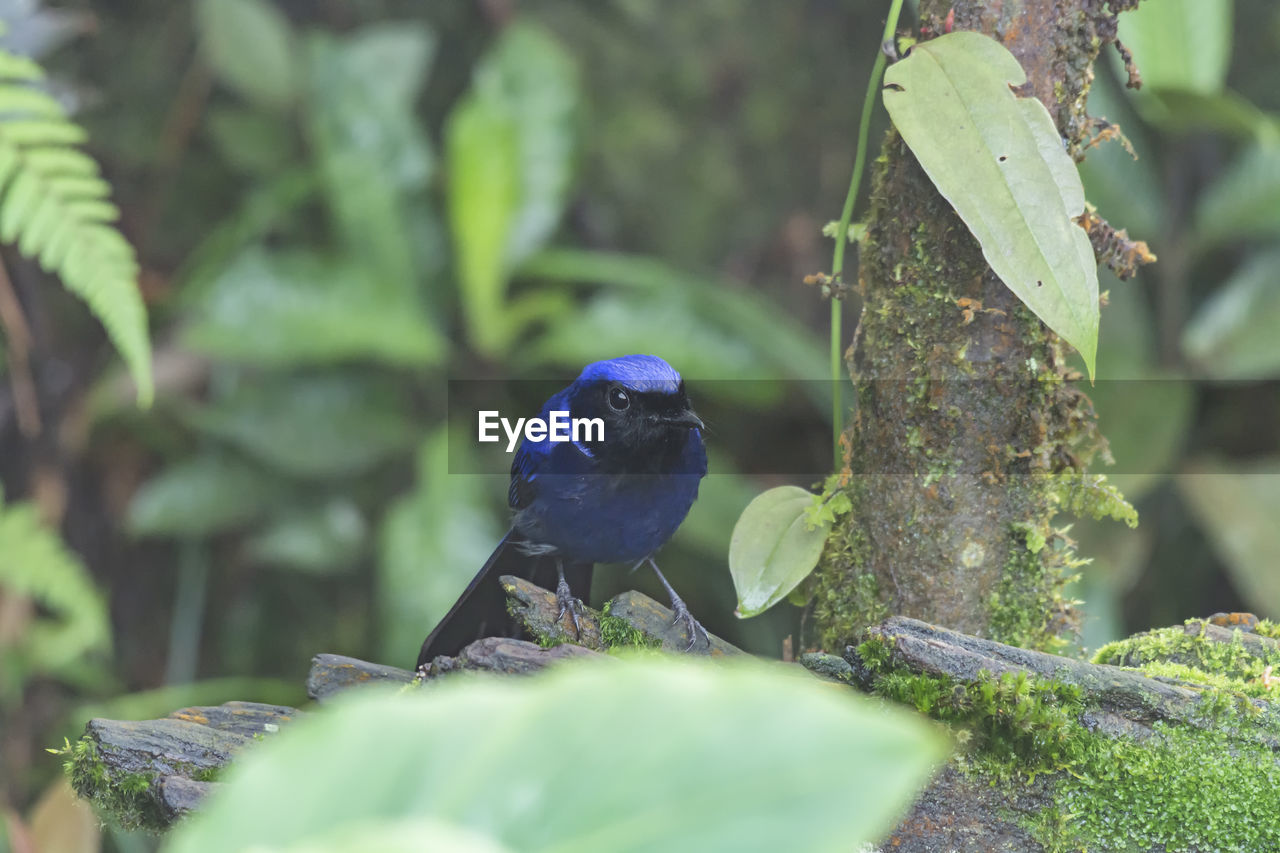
(0, 0), (1278, 839)
(164, 659), (948, 853)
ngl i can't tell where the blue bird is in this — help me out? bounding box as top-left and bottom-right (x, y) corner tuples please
(417, 355), (708, 665)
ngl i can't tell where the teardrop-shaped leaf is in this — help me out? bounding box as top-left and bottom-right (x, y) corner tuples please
(164, 658), (949, 853)
(729, 486), (830, 618)
(883, 32), (1100, 378)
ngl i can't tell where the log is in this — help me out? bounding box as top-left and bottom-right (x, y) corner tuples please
(501, 574), (745, 656)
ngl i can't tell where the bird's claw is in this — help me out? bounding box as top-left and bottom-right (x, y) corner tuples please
(555, 578), (584, 638)
(669, 598), (710, 652)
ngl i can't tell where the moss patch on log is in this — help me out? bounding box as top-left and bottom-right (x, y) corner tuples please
(859, 620), (1280, 851)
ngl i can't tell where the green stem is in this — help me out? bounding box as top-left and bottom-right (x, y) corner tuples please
(830, 0), (906, 465)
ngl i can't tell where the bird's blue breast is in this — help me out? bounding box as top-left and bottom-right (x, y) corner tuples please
(513, 430), (706, 564)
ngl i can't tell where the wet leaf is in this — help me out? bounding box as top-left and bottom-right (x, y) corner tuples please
(729, 486), (829, 618)
(883, 32), (1099, 377)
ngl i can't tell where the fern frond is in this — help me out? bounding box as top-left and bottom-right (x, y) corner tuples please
(0, 46), (152, 404)
(0, 490), (112, 695)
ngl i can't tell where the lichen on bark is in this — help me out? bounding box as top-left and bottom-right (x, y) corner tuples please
(810, 0), (1142, 652)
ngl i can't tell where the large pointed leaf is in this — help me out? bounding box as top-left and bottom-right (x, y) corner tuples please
(729, 486), (829, 618)
(164, 658), (948, 853)
(883, 32), (1100, 378)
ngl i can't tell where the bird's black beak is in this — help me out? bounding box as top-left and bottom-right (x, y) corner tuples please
(661, 409), (705, 430)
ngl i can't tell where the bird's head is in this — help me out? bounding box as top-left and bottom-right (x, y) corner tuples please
(569, 355), (703, 469)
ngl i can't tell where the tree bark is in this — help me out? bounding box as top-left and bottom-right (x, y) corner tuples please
(811, 0), (1140, 651)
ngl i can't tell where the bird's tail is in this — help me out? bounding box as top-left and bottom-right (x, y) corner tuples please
(415, 531), (591, 667)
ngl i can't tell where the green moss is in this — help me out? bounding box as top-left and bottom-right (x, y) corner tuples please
(599, 601), (660, 650)
(1094, 621), (1280, 701)
(66, 739), (168, 831)
(863, 622), (1280, 852)
(1061, 722), (1280, 851)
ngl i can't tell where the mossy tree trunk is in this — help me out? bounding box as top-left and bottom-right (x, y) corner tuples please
(812, 0), (1140, 651)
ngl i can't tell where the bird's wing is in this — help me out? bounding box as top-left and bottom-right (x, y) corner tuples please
(509, 439), (543, 510)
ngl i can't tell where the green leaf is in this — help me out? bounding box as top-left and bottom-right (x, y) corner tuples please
(127, 453), (286, 538)
(338, 23), (437, 109)
(1114, 0), (1232, 95)
(883, 32), (1100, 378)
(1178, 457), (1280, 618)
(1195, 144), (1280, 247)
(1134, 89), (1280, 140)
(245, 499), (367, 575)
(474, 23), (579, 265)
(250, 819), (512, 853)
(187, 375), (416, 480)
(526, 293), (782, 405)
(448, 23), (579, 357)
(182, 247), (443, 368)
(164, 658), (948, 853)
(0, 493), (111, 694)
(304, 28), (436, 313)
(377, 430), (502, 664)
(447, 93), (519, 356)
(729, 486), (830, 618)
(1181, 248), (1280, 379)
(0, 46), (152, 404)
(520, 250), (828, 406)
(195, 0), (297, 110)
(205, 106), (293, 175)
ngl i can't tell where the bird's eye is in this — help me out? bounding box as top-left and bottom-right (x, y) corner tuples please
(607, 386), (630, 411)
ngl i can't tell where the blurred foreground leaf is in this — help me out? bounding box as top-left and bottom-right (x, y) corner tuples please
(165, 658), (948, 853)
(1178, 458), (1280, 619)
(729, 486), (829, 618)
(882, 32), (1099, 377)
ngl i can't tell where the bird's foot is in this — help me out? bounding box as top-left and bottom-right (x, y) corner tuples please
(669, 595), (710, 653)
(555, 577), (584, 638)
